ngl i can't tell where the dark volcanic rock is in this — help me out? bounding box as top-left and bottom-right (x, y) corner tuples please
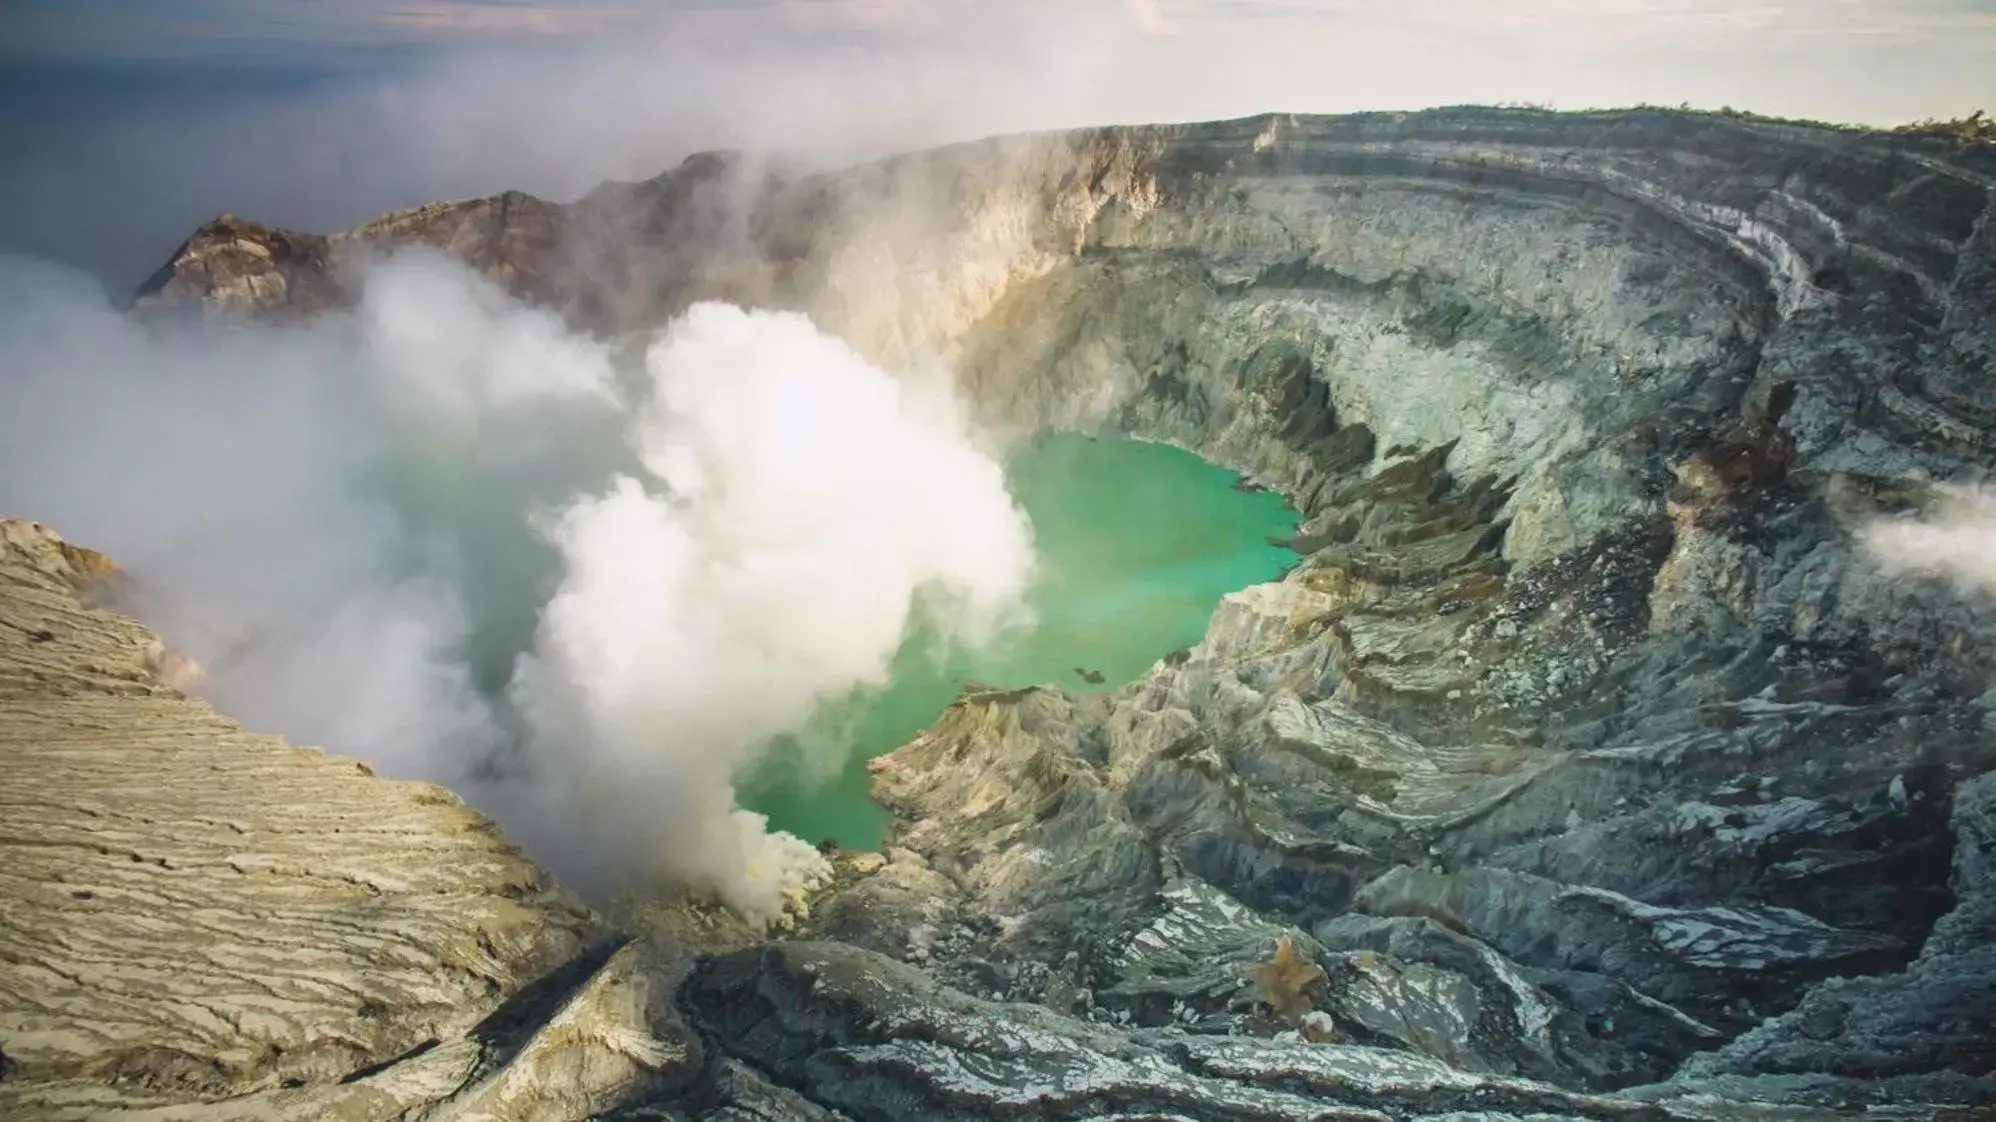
(681, 939), (1701, 1121)
(15, 107), (1996, 1118)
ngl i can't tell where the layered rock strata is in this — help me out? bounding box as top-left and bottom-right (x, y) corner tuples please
(0, 519), (694, 1120)
(14, 107), (1995, 1117)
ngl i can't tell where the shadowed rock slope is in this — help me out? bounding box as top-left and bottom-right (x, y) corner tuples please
(25, 106), (1996, 1117)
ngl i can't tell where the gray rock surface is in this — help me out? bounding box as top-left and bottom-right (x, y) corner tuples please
(682, 939), (1694, 1122)
(16, 107), (1996, 1117)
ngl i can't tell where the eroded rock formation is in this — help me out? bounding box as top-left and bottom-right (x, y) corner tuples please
(0, 519), (695, 1120)
(13, 107), (1996, 1117)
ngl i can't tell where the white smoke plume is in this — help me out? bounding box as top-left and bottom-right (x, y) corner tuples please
(0, 250), (1035, 924)
(1862, 484), (1996, 598)
(512, 303), (1034, 916)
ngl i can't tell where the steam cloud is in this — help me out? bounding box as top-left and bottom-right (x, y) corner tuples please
(0, 250), (1035, 923)
(1862, 484), (1996, 598)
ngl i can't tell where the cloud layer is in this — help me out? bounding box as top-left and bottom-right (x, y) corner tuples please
(5, 0), (1992, 292)
(13, 0), (1996, 58)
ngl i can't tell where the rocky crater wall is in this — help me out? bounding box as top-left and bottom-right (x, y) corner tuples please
(19, 107), (1996, 1118)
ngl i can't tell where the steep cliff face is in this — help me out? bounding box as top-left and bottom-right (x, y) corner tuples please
(48, 107), (1996, 1116)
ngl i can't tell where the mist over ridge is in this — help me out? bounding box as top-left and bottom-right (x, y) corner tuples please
(0, 248), (1035, 922)
(5, 0), (1992, 291)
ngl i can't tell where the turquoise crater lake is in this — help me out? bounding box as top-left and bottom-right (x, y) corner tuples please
(738, 433), (1301, 850)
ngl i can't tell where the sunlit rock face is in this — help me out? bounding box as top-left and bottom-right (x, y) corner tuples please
(0, 519), (659, 1122)
(58, 108), (1996, 1117)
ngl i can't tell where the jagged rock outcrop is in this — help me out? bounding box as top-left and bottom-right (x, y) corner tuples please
(681, 939), (1708, 1122)
(28, 107), (1996, 1117)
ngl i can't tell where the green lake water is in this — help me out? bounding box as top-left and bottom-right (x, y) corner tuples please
(738, 433), (1300, 850)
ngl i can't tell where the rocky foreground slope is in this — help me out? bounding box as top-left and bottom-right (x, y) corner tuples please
(9, 107), (1996, 1117)
(0, 519), (702, 1120)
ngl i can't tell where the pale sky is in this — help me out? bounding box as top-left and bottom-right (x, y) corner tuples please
(2, 0), (1992, 287)
(5, 0), (1993, 122)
